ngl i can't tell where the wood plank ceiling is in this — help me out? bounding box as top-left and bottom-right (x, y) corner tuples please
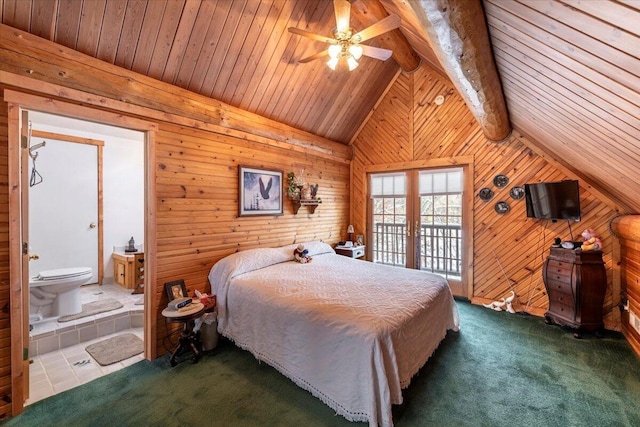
(0, 0), (437, 144)
(483, 0), (640, 213)
(1, 0), (638, 212)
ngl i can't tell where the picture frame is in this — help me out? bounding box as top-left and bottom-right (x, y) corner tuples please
(165, 279), (188, 301)
(238, 166), (283, 217)
(356, 235), (364, 246)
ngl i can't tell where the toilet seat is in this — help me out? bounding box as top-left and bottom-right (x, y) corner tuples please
(35, 267), (92, 281)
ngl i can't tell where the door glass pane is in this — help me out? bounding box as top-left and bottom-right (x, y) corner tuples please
(418, 168), (463, 280)
(371, 173), (406, 266)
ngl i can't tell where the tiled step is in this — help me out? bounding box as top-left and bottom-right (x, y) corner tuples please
(29, 309), (143, 357)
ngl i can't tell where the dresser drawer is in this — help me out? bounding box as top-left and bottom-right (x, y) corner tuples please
(547, 260), (572, 280)
(335, 245), (365, 259)
(546, 270), (572, 285)
(546, 277), (573, 295)
(549, 249), (578, 263)
(548, 289), (575, 309)
(548, 301), (576, 321)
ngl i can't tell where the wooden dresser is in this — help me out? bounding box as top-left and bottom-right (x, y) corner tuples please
(542, 247), (606, 337)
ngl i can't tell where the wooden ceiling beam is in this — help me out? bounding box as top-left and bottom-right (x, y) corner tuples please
(404, 0), (511, 141)
(350, 0), (421, 73)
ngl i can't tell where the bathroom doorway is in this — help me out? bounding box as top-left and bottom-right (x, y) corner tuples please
(6, 89), (158, 415)
(25, 111), (145, 403)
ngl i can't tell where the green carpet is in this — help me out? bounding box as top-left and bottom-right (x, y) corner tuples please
(9, 301), (640, 426)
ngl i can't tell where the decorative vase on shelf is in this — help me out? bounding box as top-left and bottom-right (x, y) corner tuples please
(301, 186), (311, 200)
(310, 184), (319, 199)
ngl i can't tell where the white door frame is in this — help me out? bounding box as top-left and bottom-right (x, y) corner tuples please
(5, 89), (158, 415)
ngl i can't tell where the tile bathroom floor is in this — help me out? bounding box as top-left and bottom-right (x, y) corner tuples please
(28, 283), (145, 405)
(27, 327), (144, 405)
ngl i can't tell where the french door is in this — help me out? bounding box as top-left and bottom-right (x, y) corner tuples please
(369, 167), (464, 284)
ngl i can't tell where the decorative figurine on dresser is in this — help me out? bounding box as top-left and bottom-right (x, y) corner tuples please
(542, 235), (607, 338)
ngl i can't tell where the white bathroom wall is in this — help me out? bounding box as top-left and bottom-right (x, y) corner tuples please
(28, 111), (144, 282)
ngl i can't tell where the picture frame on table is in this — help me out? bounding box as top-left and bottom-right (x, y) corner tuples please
(165, 279), (188, 302)
(356, 235), (364, 246)
(238, 166), (283, 217)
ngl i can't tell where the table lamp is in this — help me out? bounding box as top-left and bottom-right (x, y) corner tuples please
(347, 224), (354, 243)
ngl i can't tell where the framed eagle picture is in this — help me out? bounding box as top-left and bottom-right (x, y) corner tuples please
(238, 166), (283, 217)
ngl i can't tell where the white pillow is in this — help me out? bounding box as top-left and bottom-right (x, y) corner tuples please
(299, 241), (335, 257)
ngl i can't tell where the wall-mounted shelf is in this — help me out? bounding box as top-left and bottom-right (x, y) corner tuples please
(292, 199), (321, 214)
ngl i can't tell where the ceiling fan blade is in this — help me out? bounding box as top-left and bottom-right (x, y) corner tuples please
(360, 45), (393, 61)
(299, 50), (329, 63)
(334, 0), (351, 33)
(352, 14), (401, 43)
(288, 27), (336, 45)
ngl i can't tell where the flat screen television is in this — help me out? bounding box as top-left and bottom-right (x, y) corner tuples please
(524, 180), (581, 221)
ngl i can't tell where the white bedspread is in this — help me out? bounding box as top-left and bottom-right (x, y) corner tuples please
(208, 242), (459, 426)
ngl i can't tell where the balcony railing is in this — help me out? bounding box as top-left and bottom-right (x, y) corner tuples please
(373, 222), (462, 279)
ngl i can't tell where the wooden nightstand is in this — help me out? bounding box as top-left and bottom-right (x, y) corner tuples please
(113, 251), (145, 294)
(335, 245), (365, 259)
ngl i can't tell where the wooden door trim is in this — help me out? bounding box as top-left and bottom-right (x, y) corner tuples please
(30, 130), (105, 285)
(4, 90), (157, 416)
(363, 156), (474, 173)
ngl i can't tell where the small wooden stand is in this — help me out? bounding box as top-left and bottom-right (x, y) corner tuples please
(112, 251), (145, 294)
(162, 301), (216, 367)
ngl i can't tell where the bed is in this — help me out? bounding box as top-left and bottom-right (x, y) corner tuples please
(208, 241), (460, 426)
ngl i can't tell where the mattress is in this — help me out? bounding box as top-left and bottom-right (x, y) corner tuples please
(208, 241), (460, 426)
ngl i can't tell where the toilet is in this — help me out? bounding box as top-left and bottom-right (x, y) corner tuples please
(29, 267), (93, 322)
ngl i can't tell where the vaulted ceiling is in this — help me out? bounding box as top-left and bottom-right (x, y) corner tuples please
(1, 0), (639, 212)
(1, 0), (447, 143)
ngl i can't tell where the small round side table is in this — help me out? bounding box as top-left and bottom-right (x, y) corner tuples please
(162, 302), (206, 367)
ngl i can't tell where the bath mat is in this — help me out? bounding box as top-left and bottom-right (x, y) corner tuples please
(58, 298), (123, 322)
(86, 333), (143, 366)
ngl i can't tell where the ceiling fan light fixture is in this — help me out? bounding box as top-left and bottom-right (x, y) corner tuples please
(327, 57), (340, 70)
(347, 55), (359, 71)
(348, 44), (363, 60)
(328, 44), (342, 59)
(289, 2), (400, 72)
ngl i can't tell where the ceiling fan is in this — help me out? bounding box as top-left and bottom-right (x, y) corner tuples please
(288, 0), (401, 71)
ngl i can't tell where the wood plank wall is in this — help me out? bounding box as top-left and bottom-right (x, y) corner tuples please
(153, 121), (349, 358)
(0, 86), (349, 420)
(351, 65), (621, 328)
(611, 215), (640, 357)
(0, 100), (10, 418)
(0, 26), (350, 418)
